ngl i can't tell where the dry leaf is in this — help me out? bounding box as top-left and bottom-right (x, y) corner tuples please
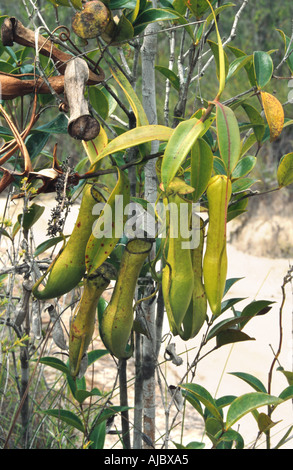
(261, 92), (284, 142)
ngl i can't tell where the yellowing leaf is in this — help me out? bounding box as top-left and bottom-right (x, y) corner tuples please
(261, 92), (284, 142)
(82, 127), (108, 166)
(277, 152), (293, 187)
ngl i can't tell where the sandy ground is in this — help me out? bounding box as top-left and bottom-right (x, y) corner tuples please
(1, 194), (293, 449)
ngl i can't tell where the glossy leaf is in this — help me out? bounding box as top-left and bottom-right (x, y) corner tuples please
(34, 236), (67, 257)
(253, 51), (273, 89)
(277, 153), (293, 187)
(112, 14), (134, 43)
(174, 441), (205, 449)
(180, 383), (223, 423)
(278, 385), (293, 402)
(239, 299), (274, 329)
(226, 45), (257, 87)
(17, 203), (45, 231)
(133, 8), (179, 34)
(87, 349), (109, 366)
(241, 102), (265, 143)
(89, 86), (109, 120)
(39, 356), (69, 375)
(110, 64), (149, 127)
(155, 65), (180, 91)
(190, 138), (214, 201)
(215, 102), (241, 175)
(89, 419), (106, 449)
(215, 429), (244, 449)
(229, 372), (267, 393)
(43, 409), (85, 433)
(232, 155), (257, 179)
(226, 55), (253, 82)
(207, 39), (229, 83)
(205, 2), (235, 27)
(91, 124), (173, 168)
(216, 329), (255, 348)
(226, 393), (283, 429)
(183, 0), (217, 18)
(231, 177), (258, 193)
(261, 92), (284, 142)
(161, 117), (210, 190)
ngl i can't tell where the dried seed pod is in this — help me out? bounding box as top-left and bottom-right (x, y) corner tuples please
(72, 1), (115, 40)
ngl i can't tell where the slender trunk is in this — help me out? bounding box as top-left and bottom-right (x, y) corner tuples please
(141, 17), (159, 449)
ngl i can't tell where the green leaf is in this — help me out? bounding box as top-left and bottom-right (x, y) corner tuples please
(278, 385), (293, 402)
(180, 383), (223, 424)
(35, 113), (68, 134)
(74, 388), (102, 404)
(229, 372), (267, 393)
(226, 55), (253, 82)
(89, 86), (109, 120)
(253, 51), (274, 89)
(190, 138), (214, 201)
(232, 155), (257, 179)
(216, 429), (244, 449)
(216, 329), (254, 348)
(18, 204), (45, 231)
(39, 356), (70, 375)
(226, 393), (283, 429)
(91, 125), (173, 167)
(155, 65), (180, 91)
(241, 103), (265, 143)
(34, 236), (66, 257)
(226, 45), (257, 87)
(183, 0), (216, 18)
(220, 297), (246, 315)
(133, 8), (179, 34)
(25, 131), (50, 161)
(207, 317), (248, 342)
(161, 117), (209, 190)
(89, 420), (106, 449)
(215, 102), (241, 175)
(112, 14), (134, 43)
(173, 440), (205, 449)
(207, 39), (229, 84)
(93, 405), (131, 427)
(231, 177), (258, 193)
(239, 300), (274, 329)
(224, 277), (243, 296)
(277, 153), (293, 187)
(0, 227), (12, 241)
(43, 409), (85, 433)
(87, 349), (109, 366)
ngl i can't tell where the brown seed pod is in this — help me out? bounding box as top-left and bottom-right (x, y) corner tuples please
(72, 1), (114, 39)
